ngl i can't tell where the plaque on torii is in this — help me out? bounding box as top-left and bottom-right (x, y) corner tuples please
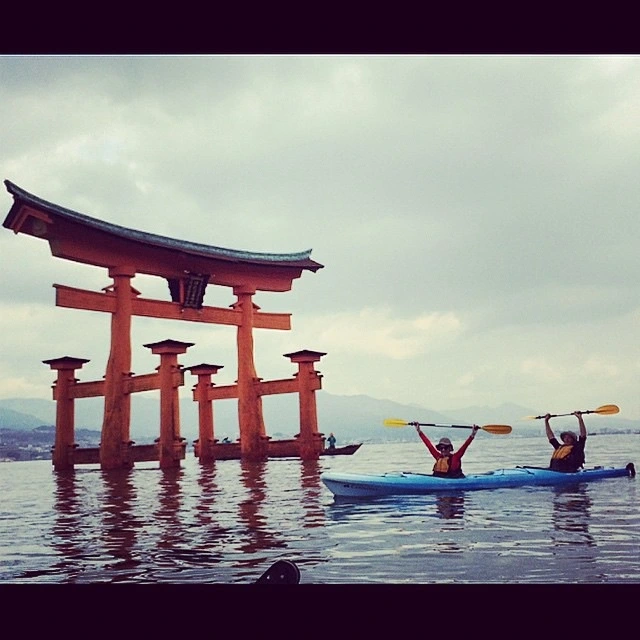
(3, 181), (324, 469)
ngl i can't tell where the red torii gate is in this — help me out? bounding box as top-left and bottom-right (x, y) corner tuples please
(2, 180), (325, 470)
(189, 348), (326, 462)
(43, 339), (191, 470)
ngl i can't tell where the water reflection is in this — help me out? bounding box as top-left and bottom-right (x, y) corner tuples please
(100, 469), (142, 577)
(237, 461), (286, 556)
(431, 494), (466, 554)
(325, 498), (368, 522)
(50, 470), (86, 580)
(435, 493), (465, 523)
(192, 463), (230, 560)
(299, 459), (325, 528)
(2, 439), (637, 584)
(154, 467), (188, 561)
(195, 463), (220, 530)
(551, 483), (595, 548)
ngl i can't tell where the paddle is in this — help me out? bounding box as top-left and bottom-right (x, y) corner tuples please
(524, 404), (620, 420)
(383, 419), (512, 435)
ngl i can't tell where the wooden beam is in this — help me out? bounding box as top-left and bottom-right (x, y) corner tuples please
(65, 371), (183, 398)
(206, 384), (240, 400)
(124, 373), (161, 394)
(54, 284), (291, 329)
(203, 376), (322, 401)
(257, 378), (303, 396)
(125, 371), (183, 393)
(70, 379), (106, 399)
(55, 284), (116, 313)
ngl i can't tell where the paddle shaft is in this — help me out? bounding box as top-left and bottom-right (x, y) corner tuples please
(530, 404), (619, 420)
(535, 409), (607, 420)
(383, 419), (511, 434)
(415, 422), (479, 430)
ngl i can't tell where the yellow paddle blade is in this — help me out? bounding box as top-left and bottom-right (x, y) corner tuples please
(481, 424), (512, 435)
(593, 404), (619, 415)
(383, 418), (410, 427)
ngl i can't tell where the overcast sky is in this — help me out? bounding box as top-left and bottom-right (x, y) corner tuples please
(1, 55), (639, 421)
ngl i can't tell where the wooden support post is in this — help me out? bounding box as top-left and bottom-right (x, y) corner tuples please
(100, 265), (136, 470)
(144, 339), (193, 469)
(284, 350), (326, 460)
(43, 356), (90, 471)
(233, 287), (268, 460)
(188, 363), (224, 463)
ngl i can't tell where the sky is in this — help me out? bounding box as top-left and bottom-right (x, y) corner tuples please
(1, 55), (639, 420)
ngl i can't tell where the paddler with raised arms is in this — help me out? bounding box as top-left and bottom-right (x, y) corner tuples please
(410, 422), (480, 478)
(544, 410), (587, 472)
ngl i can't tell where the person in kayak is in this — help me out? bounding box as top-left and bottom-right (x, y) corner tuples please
(411, 423), (480, 478)
(544, 411), (587, 472)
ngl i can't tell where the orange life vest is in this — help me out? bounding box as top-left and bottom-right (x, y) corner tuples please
(551, 445), (573, 460)
(433, 456), (451, 474)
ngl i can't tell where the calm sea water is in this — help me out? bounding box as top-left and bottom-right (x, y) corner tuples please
(1, 432), (638, 584)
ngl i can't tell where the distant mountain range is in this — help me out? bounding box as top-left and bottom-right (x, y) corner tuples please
(1, 394), (638, 443)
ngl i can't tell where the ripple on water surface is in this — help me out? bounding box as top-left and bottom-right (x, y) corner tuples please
(1, 437), (639, 583)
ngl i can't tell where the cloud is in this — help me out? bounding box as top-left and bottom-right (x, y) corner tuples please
(283, 307), (463, 359)
(1, 55), (639, 418)
(521, 357), (563, 381)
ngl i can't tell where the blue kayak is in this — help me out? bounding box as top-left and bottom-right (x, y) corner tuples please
(321, 463), (636, 498)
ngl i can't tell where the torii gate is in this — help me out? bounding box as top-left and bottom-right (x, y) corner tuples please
(2, 180), (324, 469)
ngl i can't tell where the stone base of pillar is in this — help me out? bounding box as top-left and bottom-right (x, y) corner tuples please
(297, 433), (324, 460)
(159, 439), (187, 469)
(99, 441), (135, 471)
(194, 438), (216, 463)
(52, 443), (77, 471)
(240, 434), (270, 461)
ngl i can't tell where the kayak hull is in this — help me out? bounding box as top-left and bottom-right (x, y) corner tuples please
(321, 464), (636, 498)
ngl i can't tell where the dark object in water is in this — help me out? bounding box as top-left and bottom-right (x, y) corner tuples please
(321, 443), (362, 456)
(255, 560), (301, 584)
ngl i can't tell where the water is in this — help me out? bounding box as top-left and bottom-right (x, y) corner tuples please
(1, 433), (638, 583)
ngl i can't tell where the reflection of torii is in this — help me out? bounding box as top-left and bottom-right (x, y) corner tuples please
(2, 180), (324, 468)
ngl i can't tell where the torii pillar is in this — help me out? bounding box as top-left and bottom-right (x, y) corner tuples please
(234, 286), (269, 460)
(285, 350), (326, 460)
(100, 264), (136, 471)
(43, 356), (90, 471)
(144, 339), (193, 469)
(188, 363), (224, 464)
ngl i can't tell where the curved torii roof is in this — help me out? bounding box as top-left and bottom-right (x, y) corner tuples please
(2, 180), (323, 292)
